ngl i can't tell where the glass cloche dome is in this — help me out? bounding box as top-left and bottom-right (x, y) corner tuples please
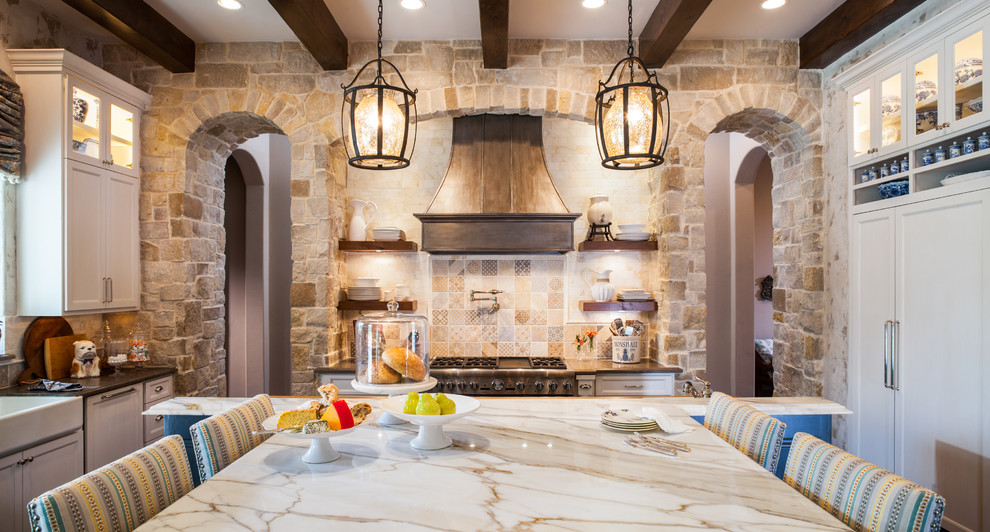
(354, 300), (430, 386)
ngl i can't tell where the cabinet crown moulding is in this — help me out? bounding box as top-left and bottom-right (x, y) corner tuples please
(7, 49), (151, 108)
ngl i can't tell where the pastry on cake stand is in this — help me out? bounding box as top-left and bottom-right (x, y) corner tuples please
(260, 416), (365, 463)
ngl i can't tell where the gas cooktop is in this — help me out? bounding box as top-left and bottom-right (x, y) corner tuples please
(428, 356), (575, 396)
(429, 356), (568, 369)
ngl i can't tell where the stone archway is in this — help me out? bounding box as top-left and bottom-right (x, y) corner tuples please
(653, 87), (825, 397)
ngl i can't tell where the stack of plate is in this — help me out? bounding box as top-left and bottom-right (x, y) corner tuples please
(618, 289), (651, 301)
(615, 224), (650, 241)
(372, 227), (402, 241)
(347, 286), (383, 301)
(601, 409), (659, 432)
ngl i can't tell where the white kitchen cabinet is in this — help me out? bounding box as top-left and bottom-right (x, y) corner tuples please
(143, 376), (174, 446)
(9, 49), (148, 315)
(85, 385), (144, 472)
(849, 63), (908, 165)
(849, 187), (990, 532)
(0, 431), (83, 532)
(595, 373), (674, 396)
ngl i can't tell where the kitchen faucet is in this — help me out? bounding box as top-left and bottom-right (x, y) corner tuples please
(682, 376), (713, 398)
(470, 289), (503, 313)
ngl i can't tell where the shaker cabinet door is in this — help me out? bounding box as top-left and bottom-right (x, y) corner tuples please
(0, 453), (23, 532)
(64, 161), (106, 312)
(104, 172), (140, 310)
(85, 386), (143, 472)
(20, 431), (84, 523)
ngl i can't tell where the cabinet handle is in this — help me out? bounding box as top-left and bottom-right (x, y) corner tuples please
(155, 415), (164, 422)
(623, 384), (644, 389)
(100, 387), (137, 400)
(883, 320), (891, 389)
(155, 385), (164, 392)
(16, 456), (34, 465)
(578, 383), (593, 390)
(109, 277), (113, 302)
(891, 321), (901, 391)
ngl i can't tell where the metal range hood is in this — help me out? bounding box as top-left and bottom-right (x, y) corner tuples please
(415, 114), (580, 254)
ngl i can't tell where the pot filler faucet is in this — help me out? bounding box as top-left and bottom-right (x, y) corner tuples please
(470, 289), (503, 313)
(682, 376), (713, 398)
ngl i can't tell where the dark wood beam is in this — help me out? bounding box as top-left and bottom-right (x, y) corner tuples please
(268, 0), (348, 71)
(479, 0), (509, 69)
(800, 0), (926, 69)
(60, 0), (195, 73)
(638, 0), (713, 69)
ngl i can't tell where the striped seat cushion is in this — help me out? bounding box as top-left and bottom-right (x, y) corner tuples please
(784, 432), (945, 532)
(703, 391), (786, 472)
(190, 394), (275, 481)
(27, 434), (193, 532)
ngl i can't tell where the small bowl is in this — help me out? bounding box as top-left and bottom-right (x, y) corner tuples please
(352, 277), (380, 287)
(617, 224), (645, 233)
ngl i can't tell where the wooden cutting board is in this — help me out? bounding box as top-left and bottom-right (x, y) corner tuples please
(20, 317), (73, 383)
(44, 334), (89, 380)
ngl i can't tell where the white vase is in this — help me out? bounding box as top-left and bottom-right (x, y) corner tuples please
(348, 200), (377, 242)
(583, 269), (615, 302)
(587, 194), (613, 225)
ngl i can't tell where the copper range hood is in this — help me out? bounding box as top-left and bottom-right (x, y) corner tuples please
(415, 114), (580, 253)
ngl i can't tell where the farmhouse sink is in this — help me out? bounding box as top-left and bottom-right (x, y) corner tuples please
(0, 396), (83, 456)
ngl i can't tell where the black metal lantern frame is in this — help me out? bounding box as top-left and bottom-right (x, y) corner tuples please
(594, 0), (671, 171)
(341, 0), (418, 170)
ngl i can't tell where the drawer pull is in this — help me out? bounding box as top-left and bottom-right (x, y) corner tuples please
(155, 415), (164, 422)
(623, 384), (644, 389)
(154, 385), (164, 393)
(578, 383), (593, 390)
(16, 456), (35, 465)
(100, 387), (137, 400)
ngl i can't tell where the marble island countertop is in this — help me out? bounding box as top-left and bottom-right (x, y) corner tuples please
(314, 357), (683, 374)
(144, 395), (850, 417)
(138, 397), (850, 531)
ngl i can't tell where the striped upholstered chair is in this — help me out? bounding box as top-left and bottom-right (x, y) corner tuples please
(784, 433), (945, 532)
(27, 434), (193, 532)
(703, 391), (786, 473)
(189, 393), (275, 482)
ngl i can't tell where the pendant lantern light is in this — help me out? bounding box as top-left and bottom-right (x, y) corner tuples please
(594, 0), (670, 170)
(341, 0), (418, 170)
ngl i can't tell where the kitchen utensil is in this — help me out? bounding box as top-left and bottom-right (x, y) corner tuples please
(634, 432), (690, 452)
(261, 414), (365, 463)
(625, 320), (645, 336)
(610, 318), (624, 336)
(20, 317), (73, 384)
(347, 200), (377, 242)
(43, 334), (88, 380)
(583, 269), (615, 302)
(380, 393), (481, 450)
(624, 438), (677, 456)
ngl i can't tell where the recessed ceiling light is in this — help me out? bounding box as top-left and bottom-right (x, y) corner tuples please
(583, 0), (607, 7)
(400, 0), (426, 9)
(761, 0), (785, 9)
(218, 0), (242, 9)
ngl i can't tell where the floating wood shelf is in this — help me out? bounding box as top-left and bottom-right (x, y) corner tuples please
(579, 300), (658, 312)
(339, 240), (418, 252)
(577, 240), (657, 252)
(337, 299), (418, 311)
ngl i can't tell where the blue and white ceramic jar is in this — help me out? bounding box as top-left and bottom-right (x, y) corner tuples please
(868, 166), (878, 181)
(922, 149), (934, 166)
(949, 142), (961, 159)
(963, 137), (976, 155)
(900, 157), (910, 173)
(935, 145), (947, 163)
(979, 132), (990, 151)
(880, 164), (890, 178)
(889, 162), (898, 176)
(860, 169), (870, 184)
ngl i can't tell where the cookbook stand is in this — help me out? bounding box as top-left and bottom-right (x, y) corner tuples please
(350, 377), (438, 425)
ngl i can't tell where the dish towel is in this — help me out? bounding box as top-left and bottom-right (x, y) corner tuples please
(28, 379), (84, 392)
(639, 407), (693, 434)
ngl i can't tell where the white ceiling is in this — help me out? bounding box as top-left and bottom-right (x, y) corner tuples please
(36, 0), (846, 46)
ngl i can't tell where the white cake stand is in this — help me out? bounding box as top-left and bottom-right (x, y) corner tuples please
(350, 377), (437, 426)
(380, 394), (481, 450)
(261, 415), (361, 463)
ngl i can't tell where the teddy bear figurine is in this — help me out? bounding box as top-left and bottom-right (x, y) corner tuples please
(70, 340), (101, 378)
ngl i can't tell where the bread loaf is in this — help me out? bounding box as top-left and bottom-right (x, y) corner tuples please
(381, 347), (427, 381)
(369, 359), (402, 384)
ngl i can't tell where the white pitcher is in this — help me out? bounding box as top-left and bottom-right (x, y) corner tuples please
(348, 200), (377, 242)
(583, 269), (615, 302)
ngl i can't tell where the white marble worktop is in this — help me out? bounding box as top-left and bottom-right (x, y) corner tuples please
(138, 397), (849, 531)
(142, 395), (851, 417)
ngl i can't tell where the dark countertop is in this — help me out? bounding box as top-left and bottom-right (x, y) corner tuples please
(0, 367), (176, 398)
(315, 358), (682, 375)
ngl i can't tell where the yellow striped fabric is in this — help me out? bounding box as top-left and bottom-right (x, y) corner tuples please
(27, 435), (193, 532)
(784, 432), (945, 532)
(703, 391), (786, 472)
(189, 394), (275, 481)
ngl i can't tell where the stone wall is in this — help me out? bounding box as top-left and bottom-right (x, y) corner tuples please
(102, 37), (826, 397)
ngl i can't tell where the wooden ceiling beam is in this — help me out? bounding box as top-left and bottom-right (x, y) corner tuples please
(60, 0), (195, 73)
(800, 0), (926, 69)
(268, 0), (348, 71)
(638, 0), (713, 69)
(479, 0), (509, 69)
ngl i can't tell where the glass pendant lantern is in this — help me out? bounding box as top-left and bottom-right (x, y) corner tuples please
(595, 0), (671, 170)
(341, 0), (418, 170)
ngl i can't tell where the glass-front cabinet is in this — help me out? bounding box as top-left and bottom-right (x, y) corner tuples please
(849, 65), (907, 164)
(947, 22), (986, 131)
(66, 77), (139, 178)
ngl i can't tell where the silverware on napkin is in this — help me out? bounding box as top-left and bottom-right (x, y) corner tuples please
(634, 431), (690, 452)
(624, 437), (679, 456)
